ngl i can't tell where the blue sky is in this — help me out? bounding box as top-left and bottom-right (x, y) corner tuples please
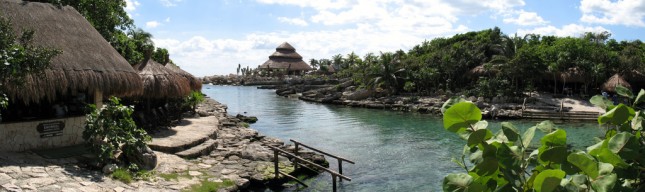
(125, 0), (645, 76)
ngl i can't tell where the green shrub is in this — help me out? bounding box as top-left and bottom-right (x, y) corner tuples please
(83, 97), (151, 165)
(184, 91), (205, 114)
(441, 84), (645, 191)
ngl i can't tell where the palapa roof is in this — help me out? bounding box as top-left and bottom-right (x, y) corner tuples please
(0, 0), (143, 104)
(259, 42), (312, 71)
(134, 58), (191, 99)
(602, 74), (631, 92)
(467, 64), (497, 77)
(166, 63), (202, 91)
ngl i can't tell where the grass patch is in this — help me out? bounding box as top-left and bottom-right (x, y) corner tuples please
(111, 168), (133, 183)
(159, 172), (180, 181)
(183, 179), (235, 192)
(241, 122), (250, 128)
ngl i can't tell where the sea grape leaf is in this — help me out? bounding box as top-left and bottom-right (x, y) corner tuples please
(441, 97), (468, 114)
(608, 132), (632, 154)
(591, 173), (617, 192)
(567, 151), (599, 179)
(467, 129), (492, 147)
(501, 122), (520, 142)
(634, 89), (645, 106)
(589, 95), (613, 110)
(539, 146), (567, 164)
(615, 84), (634, 99)
(474, 157), (498, 176)
(472, 120), (488, 131)
(631, 113), (643, 131)
(540, 129), (567, 147)
(443, 102), (481, 133)
(598, 104), (633, 125)
(522, 126), (537, 148)
(535, 120), (557, 133)
(598, 162), (614, 175)
(443, 173), (473, 192)
(533, 169), (565, 192)
(589, 143), (628, 169)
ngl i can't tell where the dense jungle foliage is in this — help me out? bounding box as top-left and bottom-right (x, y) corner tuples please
(311, 27), (645, 98)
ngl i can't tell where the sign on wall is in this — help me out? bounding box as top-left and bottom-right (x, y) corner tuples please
(37, 121), (65, 138)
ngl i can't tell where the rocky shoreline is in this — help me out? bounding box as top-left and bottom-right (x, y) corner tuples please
(0, 98), (327, 192)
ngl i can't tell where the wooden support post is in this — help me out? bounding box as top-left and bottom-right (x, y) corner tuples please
(338, 159), (343, 181)
(274, 150), (279, 179)
(332, 175), (337, 192)
(294, 143), (299, 169)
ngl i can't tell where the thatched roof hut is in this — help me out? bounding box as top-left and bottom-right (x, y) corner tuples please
(602, 74), (631, 92)
(259, 42), (312, 74)
(0, 1), (143, 104)
(467, 64), (498, 77)
(165, 63), (202, 91)
(558, 67), (586, 83)
(134, 56), (191, 99)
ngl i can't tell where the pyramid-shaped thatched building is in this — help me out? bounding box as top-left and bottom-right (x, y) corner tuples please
(259, 42), (312, 75)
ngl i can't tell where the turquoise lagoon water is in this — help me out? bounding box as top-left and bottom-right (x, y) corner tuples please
(202, 85), (604, 191)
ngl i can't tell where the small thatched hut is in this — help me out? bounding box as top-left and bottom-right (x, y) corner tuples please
(467, 64), (498, 77)
(602, 74), (631, 92)
(134, 54), (191, 99)
(259, 42), (312, 75)
(165, 62), (202, 91)
(0, 1), (143, 104)
(0, 1), (143, 151)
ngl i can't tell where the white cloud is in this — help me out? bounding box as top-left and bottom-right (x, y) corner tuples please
(165, 17), (171, 22)
(277, 17), (308, 26)
(125, 0), (140, 12)
(160, 0), (183, 7)
(503, 10), (548, 26)
(517, 24), (609, 37)
(580, 0), (645, 27)
(146, 21), (161, 28)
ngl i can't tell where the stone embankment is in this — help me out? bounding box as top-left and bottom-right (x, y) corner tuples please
(0, 98), (326, 191)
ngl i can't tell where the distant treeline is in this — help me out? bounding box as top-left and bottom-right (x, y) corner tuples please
(310, 27), (645, 97)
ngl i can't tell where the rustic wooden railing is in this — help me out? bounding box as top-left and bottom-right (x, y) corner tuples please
(267, 140), (354, 192)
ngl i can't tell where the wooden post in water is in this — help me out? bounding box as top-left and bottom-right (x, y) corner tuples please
(294, 143), (299, 170)
(338, 159), (343, 179)
(274, 150), (279, 179)
(332, 175), (337, 192)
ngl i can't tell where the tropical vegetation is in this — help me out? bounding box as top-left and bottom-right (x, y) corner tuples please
(311, 28), (645, 98)
(441, 85), (645, 191)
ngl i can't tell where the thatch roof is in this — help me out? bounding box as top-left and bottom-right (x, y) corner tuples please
(0, 1), (143, 104)
(166, 63), (202, 91)
(558, 67), (586, 83)
(134, 58), (191, 99)
(259, 42), (312, 71)
(467, 64), (497, 77)
(602, 74), (631, 92)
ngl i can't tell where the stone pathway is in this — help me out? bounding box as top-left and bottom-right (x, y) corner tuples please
(0, 98), (320, 192)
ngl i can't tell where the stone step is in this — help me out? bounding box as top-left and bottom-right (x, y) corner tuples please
(149, 136), (211, 154)
(175, 139), (218, 159)
(522, 111), (600, 120)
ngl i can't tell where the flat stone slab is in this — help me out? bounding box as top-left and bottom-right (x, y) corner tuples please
(148, 116), (219, 154)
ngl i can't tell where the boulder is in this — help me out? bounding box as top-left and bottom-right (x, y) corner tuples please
(236, 114), (258, 123)
(124, 145), (157, 170)
(346, 89), (374, 101)
(102, 164), (118, 174)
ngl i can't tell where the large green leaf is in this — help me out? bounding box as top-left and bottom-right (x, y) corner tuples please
(539, 146), (567, 164)
(590, 95), (614, 110)
(608, 132), (632, 154)
(521, 126), (537, 148)
(467, 129), (492, 147)
(472, 120), (488, 131)
(474, 157), (499, 176)
(562, 174), (588, 192)
(614, 84), (634, 99)
(443, 173), (473, 192)
(533, 169), (565, 192)
(589, 142), (628, 169)
(591, 173), (617, 192)
(501, 122), (520, 142)
(631, 113), (643, 131)
(567, 151), (599, 179)
(633, 89), (645, 106)
(535, 120), (557, 133)
(598, 104), (633, 125)
(540, 129), (567, 147)
(443, 102), (482, 133)
(441, 97), (468, 114)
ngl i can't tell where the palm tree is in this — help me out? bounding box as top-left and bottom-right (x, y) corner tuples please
(367, 52), (406, 94)
(128, 28), (154, 53)
(309, 58), (318, 70)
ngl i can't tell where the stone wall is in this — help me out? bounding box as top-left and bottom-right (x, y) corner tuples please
(0, 116), (85, 151)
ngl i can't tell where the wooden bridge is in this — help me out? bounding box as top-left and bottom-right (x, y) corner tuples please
(268, 139), (354, 192)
